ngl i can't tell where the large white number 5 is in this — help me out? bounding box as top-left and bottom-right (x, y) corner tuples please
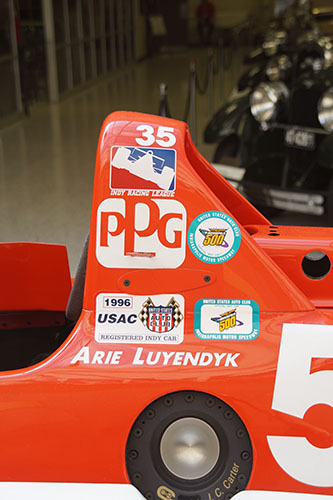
(267, 323), (333, 487)
(136, 125), (176, 147)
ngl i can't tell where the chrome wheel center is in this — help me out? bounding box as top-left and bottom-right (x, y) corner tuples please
(160, 417), (220, 480)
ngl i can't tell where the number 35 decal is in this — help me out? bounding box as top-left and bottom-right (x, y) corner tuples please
(136, 125), (176, 147)
(268, 323), (333, 487)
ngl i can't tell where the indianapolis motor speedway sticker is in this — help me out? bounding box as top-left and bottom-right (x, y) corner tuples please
(188, 211), (241, 264)
(194, 299), (259, 340)
(95, 293), (184, 344)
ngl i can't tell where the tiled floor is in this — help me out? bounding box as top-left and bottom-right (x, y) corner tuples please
(0, 47), (240, 273)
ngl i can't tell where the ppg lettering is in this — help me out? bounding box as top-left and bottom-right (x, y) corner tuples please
(96, 198), (186, 269)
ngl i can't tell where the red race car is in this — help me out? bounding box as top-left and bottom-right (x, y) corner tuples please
(0, 112), (332, 500)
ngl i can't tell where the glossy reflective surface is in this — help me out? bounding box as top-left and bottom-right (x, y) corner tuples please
(0, 111), (332, 496)
(160, 417), (220, 480)
(0, 49), (240, 272)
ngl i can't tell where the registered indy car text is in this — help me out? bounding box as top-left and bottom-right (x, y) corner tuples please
(70, 347), (240, 367)
(95, 293), (185, 344)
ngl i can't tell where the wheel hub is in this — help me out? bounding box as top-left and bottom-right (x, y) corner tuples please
(160, 417), (220, 480)
(126, 391), (253, 499)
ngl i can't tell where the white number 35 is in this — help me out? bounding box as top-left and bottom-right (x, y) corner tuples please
(135, 125), (176, 147)
(268, 323), (333, 487)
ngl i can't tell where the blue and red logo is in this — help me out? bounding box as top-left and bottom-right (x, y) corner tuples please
(110, 146), (176, 191)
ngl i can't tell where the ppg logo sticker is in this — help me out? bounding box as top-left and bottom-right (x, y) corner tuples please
(110, 146), (176, 191)
(188, 211), (241, 264)
(96, 198), (186, 268)
(194, 299), (259, 340)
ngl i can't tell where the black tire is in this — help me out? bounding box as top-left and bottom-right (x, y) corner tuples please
(126, 391), (253, 500)
(213, 135), (239, 164)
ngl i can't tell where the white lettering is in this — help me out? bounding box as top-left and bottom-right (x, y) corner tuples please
(225, 353), (240, 367)
(70, 346), (90, 364)
(199, 352), (213, 366)
(92, 351), (105, 364)
(183, 352), (200, 366)
(146, 351), (161, 365)
(104, 351), (113, 364)
(173, 352), (185, 365)
(70, 347), (240, 368)
(162, 351), (175, 365)
(132, 347), (145, 365)
(111, 351), (122, 364)
(214, 352), (227, 366)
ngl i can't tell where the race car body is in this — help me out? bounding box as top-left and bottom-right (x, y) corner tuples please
(0, 112), (332, 500)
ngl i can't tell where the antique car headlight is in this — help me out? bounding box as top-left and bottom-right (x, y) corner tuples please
(263, 30), (287, 56)
(300, 56), (324, 72)
(250, 82), (288, 123)
(318, 36), (331, 48)
(318, 88), (333, 132)
(324, 45), (333, 68)
(266, 60), (280, 81)
(263, 37), (278, 56)
(266, 55), (292, 81)
(317, 36), (333, 68)
(275, 30), (287, 45)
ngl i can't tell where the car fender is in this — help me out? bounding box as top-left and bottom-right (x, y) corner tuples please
(204, 94), (250, 143)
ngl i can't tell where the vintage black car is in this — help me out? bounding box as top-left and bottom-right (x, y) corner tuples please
(204, 34), (333, 164)
(239, 66), (333, 217)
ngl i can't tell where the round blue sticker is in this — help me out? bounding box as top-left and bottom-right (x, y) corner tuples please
(187, 211), (241, 264)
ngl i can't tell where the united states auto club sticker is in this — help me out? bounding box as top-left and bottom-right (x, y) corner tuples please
(194, 299), (260, 341)
(188, 211), (241, 264)
(95, 293), (184, 344)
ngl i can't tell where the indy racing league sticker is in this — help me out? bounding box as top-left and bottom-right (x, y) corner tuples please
(110, 146), (176, 191)
(188, 211), (241, 264)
